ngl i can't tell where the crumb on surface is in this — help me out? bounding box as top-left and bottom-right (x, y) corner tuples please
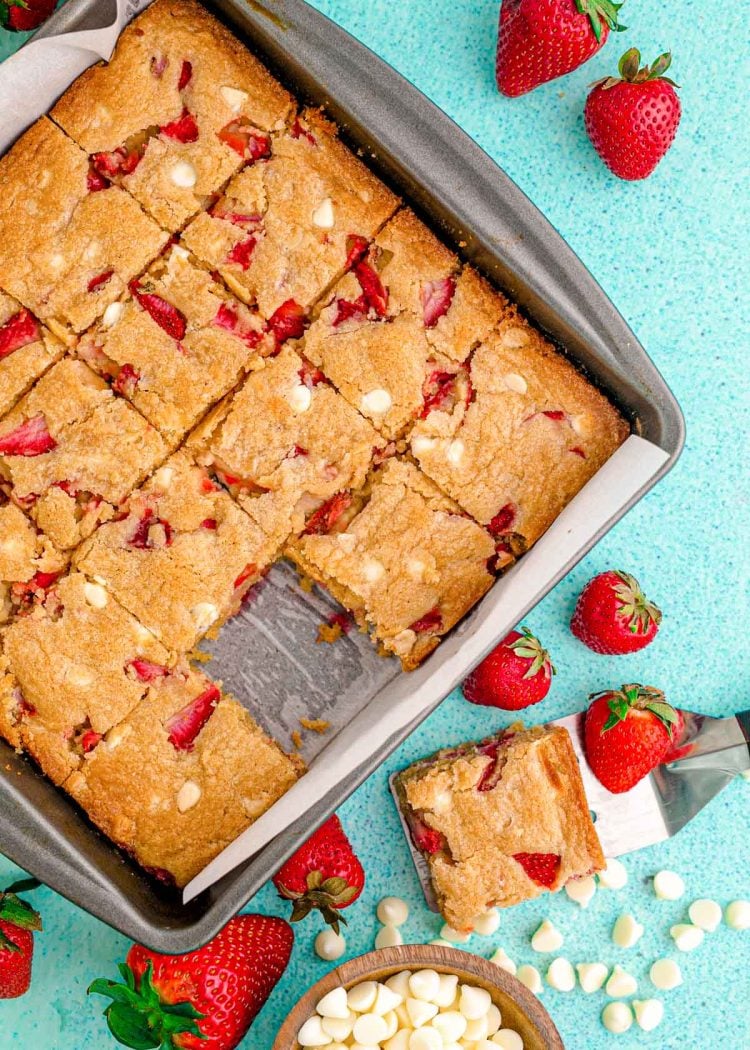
(299, 717), (330, 734)
(316, 621), (343, 644)
(291, 730), (303, 750)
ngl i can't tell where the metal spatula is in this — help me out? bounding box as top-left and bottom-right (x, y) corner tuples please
(390, 709), (750, 911)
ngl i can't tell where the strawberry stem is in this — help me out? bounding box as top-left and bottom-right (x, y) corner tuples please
(592, 684), (679, 736)
(574, 0), (626, 43)
(613, 48), (679, 88)
(510, 626), (556, 680)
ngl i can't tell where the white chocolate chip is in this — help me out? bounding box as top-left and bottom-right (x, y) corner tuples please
(321, 1014), (354, 1041)
(390, 629), (416, 657)
(670, 923), (704, 951)
(612, 913), (644, 948)
(428, 938), (452, 947)
(406, 557), (426, 581)
(545, 958), (575, 992)
(83, 581), (108, 608)
(490, 948), (516, 975)
(411, 435), (437, 455)
(409, 969), (440, 1003)
(314, 929), (346, 961)
(220, 85), (249, 111)
(191, 602), (218, 632)
(377, 897), (409, 927)
(105, 724), (132, 752)
(602, 1001), (633, 1034)
(433, 1011), (467, 1041)
(347, 981), (378, 1013)
(66, 665), (95, 688)
(406, 997), (438, 1027)
(380, 1011), (398, 1039)
(605, 964), (637, 998)
(372, 983), (403, 1016)
(445, 439), (465, 466)
(361, 558), (385, 583)
(153, 466), (174, 490)
(688, 898), (722, 931)
(337, 532), (356, 552)
(632, 998), (664, 1032)
(502, 371), (528, 394)
(598, 857), (628, 890)
(464, 1014), (491, 1040)
(312, 197), (335, 229)
(501, 326), (529, 348)
(176, 779), (201, 813)
(440, 923), (471, 944)
(571, 413), (589, 436)
(576, 962), (608, 993)
(531, 919), (564, 953)
(298, 1016), (329, 1047)
(48, 252), (65, 274)
(653, 869), (685, 900)
(492, 1031), (524, 1050)
(472, 908), (500, 937)
(649, 958), (682, 990)
(725, 900), (750, 930)
(486, 1006), (502, 1036)
(564, 875), (596, 908)
(170, 244), (189, 261)
(353, 1014), (389, 1044)
(375, 924), (403, 949)
(459, 984), (492, 1019)
(385, 971), (412, 999)
(408, 1029), (442, 1050)
(316, 986), (350, 1019)
(287, 382), (312, 413)
(102, 301), (124, 328)
(360, 388), (392, 415)
(516, 965), (542, 995)
(384, 1033), (410, 1050)
(170, 160), (198, 188)
(434, 972), (458, 1008)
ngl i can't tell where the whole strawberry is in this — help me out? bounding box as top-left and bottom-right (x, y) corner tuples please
(585, 684), (678, 793)
(463, 627), (555, 710)
(89, 914), (293, 1050)
(496, 0), (625, 98)
(273, 814), (364, 933)
(0, 0), (56, 32)
(585, 48), (681, 180)
(571, 569), (662, 654)
(0, 878), (42, 999)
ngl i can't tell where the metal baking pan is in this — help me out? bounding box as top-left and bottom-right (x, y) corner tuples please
(0, 0), (684, 952)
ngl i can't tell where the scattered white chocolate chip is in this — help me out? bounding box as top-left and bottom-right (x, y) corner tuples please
(153, 465), (174, 490)
(502, 371), (528, 394)
(493, 1031), (524, 1050)
(83, 581), (108, 609)
(601, 1001), (633, 1034)
(377, 897), (409, 927)
(670, 923), (704, 951)
(316, 986), (349, 1020)
(612, 913), (644, 948)
(440, 923), (471, 944)
(515, 965), (542, 995)
(298, 1015), (330, 1047)
(220, 85), (249, 111)
(170, 160), (197, 188)
(434, 972), (458, 1008)
(688, 898), (722, 932)
(101, 301), (124, 328)
(406, 996), (438, 1027)
(459, 983), (492, 1019)
(576, 962), (608, 993)
(311, 197), (335, 229)
(361, 558), (385, 583)
(360, 388), (392, 415)
(531, 919), (564, 953)
(490, 948), (516, 975)
(375, 924), (403, 949)
(314, 928), (346, 961)
(649, 958), (682, 990)
(287, 382), (312, 413)
(176, 780), (201, 813)
(653, 869), (685, 900)
(605, 964), (637, 998)
(597, 857), (628, 890)
(409, 969), (440, 1002)
(433, 1011), (467, 1041)
(353, 1013), (389, 1044)
(725, 900), (750, 930)
(372, 983), (403, 1016)
(411, 435), (436, 456)
(472, 908), (500, 937)
(445, 439), (464, 466)
(191, 602), (218, 632)
(632, 998), (664, 1032)
(545, 957), (575, 992)
(564, 875), (596, 908)
(347, 980), (378, 1013)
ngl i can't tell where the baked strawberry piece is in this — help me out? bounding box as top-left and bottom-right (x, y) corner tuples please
(0, 293), (64, 420)
(0, 572), (172, 781)
(64, 665), (303, 886)
(74, 451), (280, 651)
(183, 108), (398, 317)
(77, 244), (270, 445)
(188, 345), (386, 543)
(51, 0), (293, 231)
(409, 308), (629, 566)
(303, 209), (505, 439)
(394, 724), (604, 930)
(0, 360), (167, 552)
(0, 119), (168, 338)
(286, 458), (496, 670)
(0, 493), (67, 626)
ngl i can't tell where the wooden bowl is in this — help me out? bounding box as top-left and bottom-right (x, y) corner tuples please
(273, 944), (564, 1049)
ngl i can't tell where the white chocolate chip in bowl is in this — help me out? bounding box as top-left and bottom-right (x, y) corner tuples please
(170, 160), (198, 188)
(220, 85), (249, 112)
(176, 779), (201, 813)
(311, 197), (335, 229)
(297, 1015), (330, 1047)
(459, 983), (492, 1019)
(315, 986), (349, 1019)
(493, 1031), (524, 1050)
(360, 388), (392, 415)
(406, 996), (438, 1026)
(408, 968), (440, 1002)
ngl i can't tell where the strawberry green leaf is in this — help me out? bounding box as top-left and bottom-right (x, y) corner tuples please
(0, 927), (22, 953)
(619, 47), (641, 80)
(575, 0), (626, 43)
(105, 1003), (162, 1050)
(0, 891), (42, 931)
(511, 627), (555, 680)
(89, 962), (205, 1049)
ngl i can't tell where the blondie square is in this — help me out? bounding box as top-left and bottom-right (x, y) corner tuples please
(77, 244), (270, 445)
(303, 209), (505, 438)
(0, 494), (67, 626)
(0, 294), (64, 419)
(0, 359), (168, 551)
(64, 665), (304, 886)
(409, 310), (630, 560)
(182, 108), (399, 318)
(395, 725), (604, 930)
(0, 119), (168, 338)
(51, 0), (294, 232)
(286, 458), (495, 669)
(189, 345), (386, 542)
(1, 572), (173, 783)
(74, 450), (280, 652)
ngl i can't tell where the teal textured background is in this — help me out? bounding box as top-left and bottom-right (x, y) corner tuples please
(1, 1), (749, 1047)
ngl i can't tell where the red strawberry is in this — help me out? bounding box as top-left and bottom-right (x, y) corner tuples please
(513, 852), (561, 887)
(113, 363), (141, 398)
(87, 270), (114, 293)
(496, 0), (625, 97)
(80, 730), (102, 753)
(332, 297), (367, 327)
(463, 627), (555, 709)
(344, 234), (369, 269)
(354, 260), (388, 317)
(0, 878), (42, 999)
(585, 49), (681, 180)
(0, 415), (56, 456)
(0, 308), (39, 360)
(408, 813), (447, 855)
(584, 684), (678, 793)
(0, 0), (56, 32)
(290, 118), (317, 146)
(160, 108), (199, 144)
(487, 502), (517, 537)
(91, 146), (142, 179)
(273, 815), (364, 932)
(89, 914), (293, 1050)
(571, 569), (661, 654)
(177, 59), (193, 91)
(126, 658), (170, 683)
(409, 606), (443, 634)
(165, 684), (221, 751)
(267, 299), (306, 345)
(661, 708), (693, 764)
(226, 235), (256, 269)
(217, 120), (271, 162)
(233, 563), (258, 590)
(129, 282), (187, 340)
(127, 508), (173, 550)
(421, 277), (456, 328)
(303, 492), (353, 535)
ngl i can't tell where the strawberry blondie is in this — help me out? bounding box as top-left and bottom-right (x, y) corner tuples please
(0, 359), (168, 552)
(74, 450), (280, 651)
(182, 108), (399, 319)
(0, 118), (168, 338)
(0, 293), (64, 419)
(286, 458), (495, 669)
(188, 345), (386, 542)
(51, 0), (293, 232)
(394, 725), (604, 930)
(63, 665), (304, 886)
(0, 572), (172, 783)
(302, 208), (505, 438)
(77, 244), (270, 445)
(0, 493), (67, 626)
